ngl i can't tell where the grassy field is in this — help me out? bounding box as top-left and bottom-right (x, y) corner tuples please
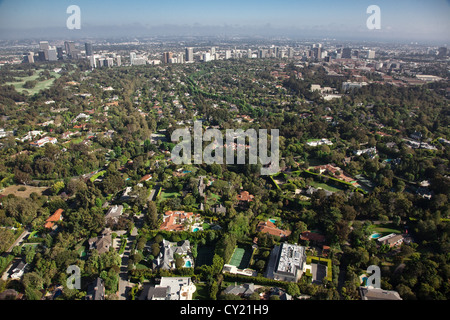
(5, 69), (61, 95)
(308, 180), (343, 193)
(368, 224), (402, 235)
(160, 190), (181, 200)
(0, 184), (49, 198)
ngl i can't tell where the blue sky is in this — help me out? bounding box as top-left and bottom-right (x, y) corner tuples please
(0, 0), (449, 42)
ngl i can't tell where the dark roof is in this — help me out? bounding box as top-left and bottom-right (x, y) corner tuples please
(359, 287), (402, 300)
(147, 287), (169, 300)
(86, 278), (105, 300)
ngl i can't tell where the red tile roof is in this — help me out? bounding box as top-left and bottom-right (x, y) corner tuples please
(44, 209), (63, 229)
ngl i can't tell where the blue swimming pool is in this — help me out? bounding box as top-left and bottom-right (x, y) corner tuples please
(185, 261), (192, 267)
(371, 233), (381, 239)
(269, 219), (277, 224)
(193, 228), (199, 232)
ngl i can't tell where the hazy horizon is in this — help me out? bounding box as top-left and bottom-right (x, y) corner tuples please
(0, 0), (449, 45)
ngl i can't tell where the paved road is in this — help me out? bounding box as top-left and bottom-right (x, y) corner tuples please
(6, 229), (29, 253)
(118, 235), (135, 300)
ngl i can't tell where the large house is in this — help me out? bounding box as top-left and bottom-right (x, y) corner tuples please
(160, 211), (200, 232)
(85, 278), (105, 300)
(44, 209), (64, 230)
(104, 205), (123, 224)
(256, 220), (291, 239)
(359, 287), (402, 300)
(377, 233), (404, 248)
(146, 277), (196, 300)
(236, 191), (255, 207)
(265, 243), (306, 283)
(222, 283), (255, 298)
(88, 229), (113, 254)
(30, 136), (57, 148)
(152, 239), (192, 270)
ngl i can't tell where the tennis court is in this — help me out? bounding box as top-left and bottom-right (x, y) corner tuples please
(229, 246), (253, 269)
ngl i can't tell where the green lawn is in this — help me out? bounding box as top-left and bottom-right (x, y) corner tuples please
(368, 224), (402, 235)
(5, 69), (61, 95)
(160, 190), (181, 200)
(192, 282), (210, 300)
(308, 180), (343, 193)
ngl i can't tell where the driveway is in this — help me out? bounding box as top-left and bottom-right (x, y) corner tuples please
(118, 235), (136, 300)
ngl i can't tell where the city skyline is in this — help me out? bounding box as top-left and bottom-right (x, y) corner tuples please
(0, 0), (449, 44)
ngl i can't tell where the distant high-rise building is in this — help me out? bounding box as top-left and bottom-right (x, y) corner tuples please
(88, 55), (97, 68)
(203, 52), (211, 62)
(211, 47), (216, 55)
(37, 51), (47, 62)
(130, 52), (136, 65)
(342, 47), (352, 59)
(367, 50), (376, 59)
(47, 47), (58, 61)
(56, 47), (64, 60)
(116, 55), (121, 66)
(64, 41), (76, 58)
(312, 46), (322, 60)
(438, 47), (447, 58)
(185, 48), (194, 62)
(26, 52), (34, 63)
(105, 57), (114, 67)
(288, 47), (294, 58)
(225, 50), (231, 60)
(85, 43), (93, 56)
(247, 49), (253, 58)
(39, 41), (50, 51)
(163, 52), (173, 64)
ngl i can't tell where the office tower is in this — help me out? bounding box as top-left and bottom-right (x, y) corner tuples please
(367, 50), (376, 59)
(64, 41), (76, 58)
(342, 47), (352, 59)
(26, 52), (34, 63)
(177, 53), (184, 64)
(312, 47), (322, 60)
(56, 47), (64, 60)
(211, 47), (216, 55)
(185, 47), (194, 62)
(225, 50), (231, 59)
(288, 47), (294, 58)
(116, 55), (121, 66)
(105, 58), (114, 67)
(130, 52), (136, 65)
(37, 51), (47, 61)
(85, 43), (93, 56)
(39, 41), (50, 51)
(258, 49), (267, 59)
(163, 52), (173, 64)
(88, 55), (96, 68)
(438, 47), (447, 58)
(48, 47), (58, 61)
(247, 49), (253, 58)
(203, 52), (211, 62)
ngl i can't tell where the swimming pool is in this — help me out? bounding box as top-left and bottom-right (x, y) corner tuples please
(193, 228), (200, 232)
(269, 219), (277, 224)
(370, 233), (381, 239)
(185, 261), (192, 267)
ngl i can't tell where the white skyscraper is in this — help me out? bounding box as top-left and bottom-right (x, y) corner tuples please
(225, 50), (231, 59)
(367, 50), (376, 59)
(130, 52), (136, 65)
